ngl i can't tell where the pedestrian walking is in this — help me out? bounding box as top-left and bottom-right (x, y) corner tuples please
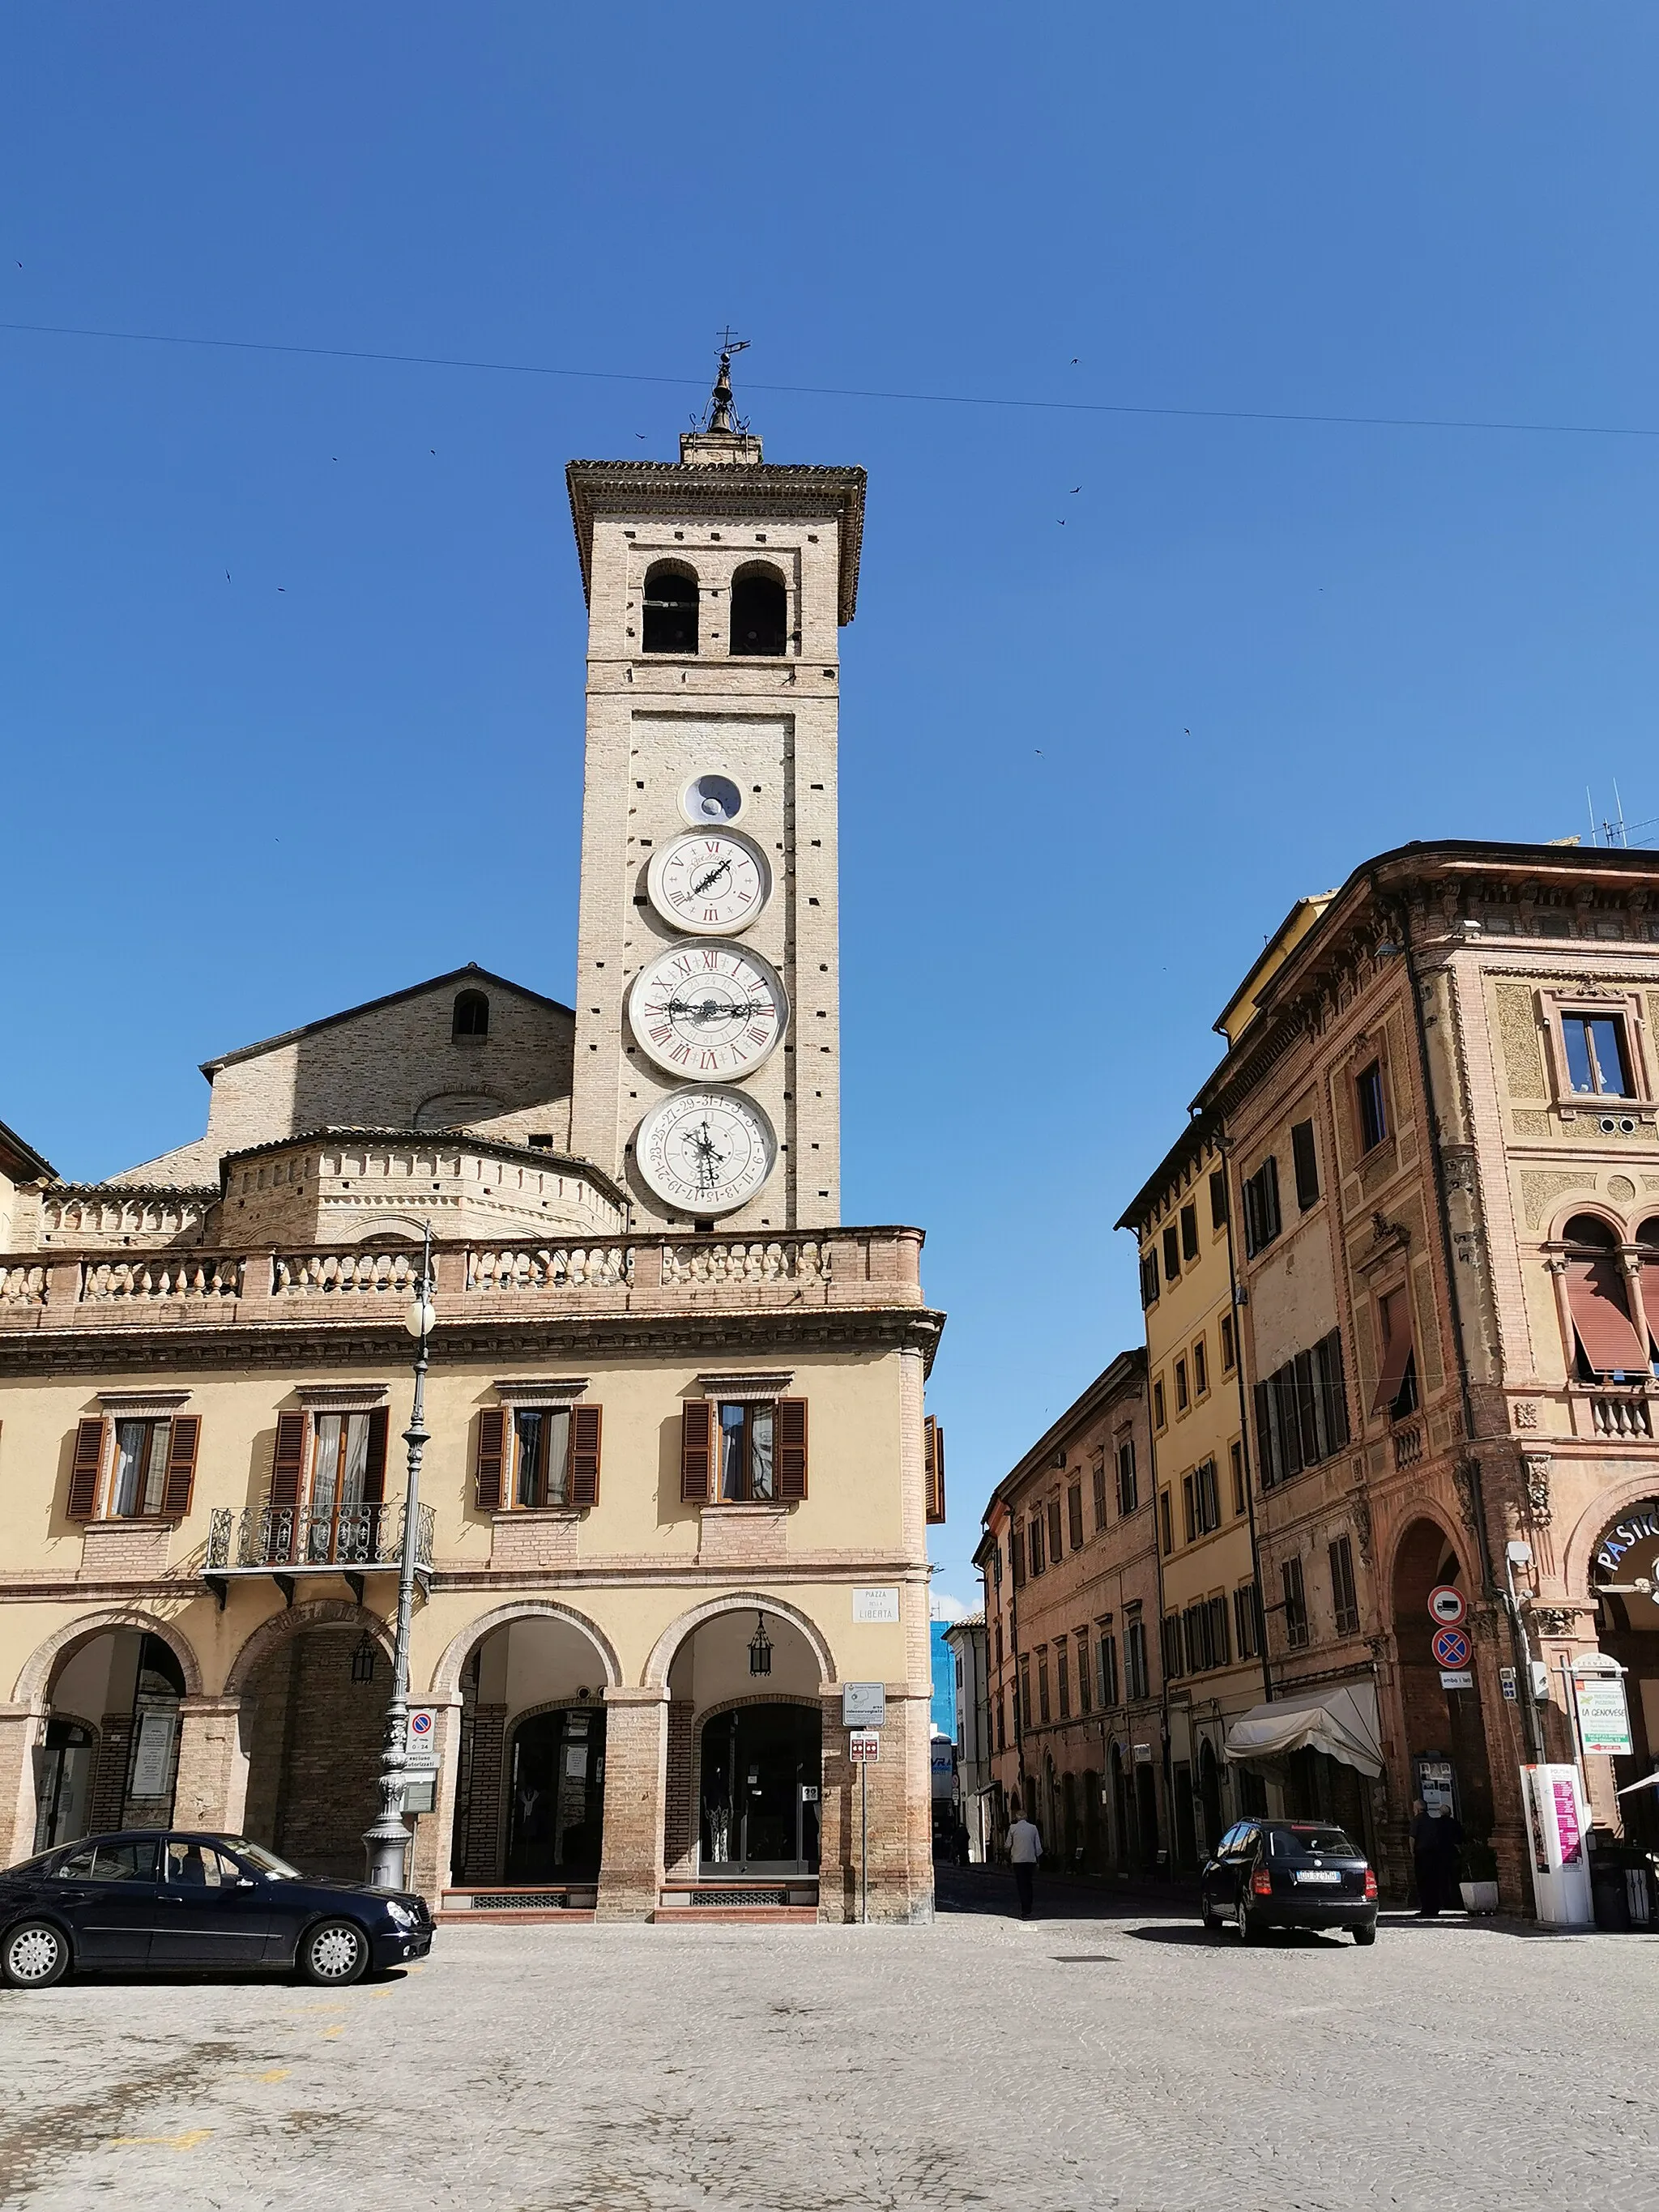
(1006, 1805), (1043, 1919)
(1411, 1798), (1465, 1916)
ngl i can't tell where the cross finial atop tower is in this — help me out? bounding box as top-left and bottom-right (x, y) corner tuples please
(708, 330), (750, 435)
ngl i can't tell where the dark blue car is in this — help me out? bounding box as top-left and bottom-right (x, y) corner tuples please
(0, 1831), (433, 1989)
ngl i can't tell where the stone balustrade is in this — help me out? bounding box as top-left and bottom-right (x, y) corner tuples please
(0, 1226), (926, 1333)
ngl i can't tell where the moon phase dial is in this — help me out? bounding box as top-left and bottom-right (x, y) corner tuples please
(633, 1088), (777, 1215)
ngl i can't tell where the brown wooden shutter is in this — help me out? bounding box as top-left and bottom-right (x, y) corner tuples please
(776, 1397), (808, 1502)
(362, 1405), (390, 1504)
(924, 1415), (946, 1524)
(66, 1417), (105, 1520)
(1371, 1289), (1416, 1413)
(475, 1407), (505, 1513)
(271, 1410), (306, 1508)
(160, 1415), (201, 1519)
(569, 1403), (602, 1507)
(680, 1400), (713, 1503)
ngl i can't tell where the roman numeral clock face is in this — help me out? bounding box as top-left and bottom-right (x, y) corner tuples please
(646, 831), (770, 936)
(627, 942), (788, 1080)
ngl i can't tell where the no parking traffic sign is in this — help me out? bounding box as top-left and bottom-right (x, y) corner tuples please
(1428, 1585), (1466, 1628)
(1431, 1626), (1472, 1671)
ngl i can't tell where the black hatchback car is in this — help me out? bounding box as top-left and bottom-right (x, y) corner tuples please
(1200, 1819), (1378, 1945)
(0, 1831), (433, 1989)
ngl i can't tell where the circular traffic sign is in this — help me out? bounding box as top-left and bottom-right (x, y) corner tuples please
(408, 1711), (434, 1739)
(1432, 1626), (1472, 1670)
(1428, 1584), (1466, 1628)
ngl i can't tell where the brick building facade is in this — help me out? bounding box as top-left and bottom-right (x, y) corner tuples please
(0, 374), (945, 1924)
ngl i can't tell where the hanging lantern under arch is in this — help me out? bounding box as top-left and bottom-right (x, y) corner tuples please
(748, 1612), (773, 1677)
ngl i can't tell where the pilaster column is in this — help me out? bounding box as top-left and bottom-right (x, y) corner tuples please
(88, 1711), (134, 1832)
(172, 1696), (247, 1834)
(0, 1705), (45, 1865)
(595, 1686), (668, 1920)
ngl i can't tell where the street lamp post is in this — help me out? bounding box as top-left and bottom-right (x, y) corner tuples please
(362, 1224), (437, 1890)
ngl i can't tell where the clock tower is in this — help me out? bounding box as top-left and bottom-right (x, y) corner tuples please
(565, 352), (865, 1231)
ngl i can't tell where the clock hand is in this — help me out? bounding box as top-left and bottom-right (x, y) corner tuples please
(663, 999), (771, 1022)
(689, 859), (733, 897)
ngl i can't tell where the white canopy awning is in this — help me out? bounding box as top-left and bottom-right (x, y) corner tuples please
(1224, 1681), (1384, 1779)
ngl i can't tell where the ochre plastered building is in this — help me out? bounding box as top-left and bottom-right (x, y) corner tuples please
(1196, 841), (1659, 1907)
(0, 375), (945, 1923)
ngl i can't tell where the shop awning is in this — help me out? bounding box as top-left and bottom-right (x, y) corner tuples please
(1224, 1681), (1384, 1779)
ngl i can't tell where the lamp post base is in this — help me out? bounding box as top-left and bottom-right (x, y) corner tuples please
(363, 1818), (413, 1891)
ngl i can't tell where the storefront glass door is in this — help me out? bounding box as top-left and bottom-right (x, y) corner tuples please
(699, 1704), (821, 1874)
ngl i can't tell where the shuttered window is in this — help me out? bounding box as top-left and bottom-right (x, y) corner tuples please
(1091, 1455), (1108, 1531)
(1329, 1535), (1360, 1636)
(1140, 1249), (1160, 1306)
(1371, 1288), (1418, 1417)
(1356, 1060), (1388, 1153)
(1124, 1617), (1149, 1702)
(683, 1396), (805, 1502)
(1209, 1168), (1229, 1230)
(1097, 1630), (1120, 1708)
(66, 1417), (106, 1520)
(1234, 1582), (1262, 1660)
(1180, 1203), (1199, 1262)
(160, 1417), (200, 1519)
(1256, 1330), (1349, 1484)
(1281, 1556), (1309, 1648)
(1560, 1217), (1648, 1379)
(1068, 1481), (1084, 1550)
(1030, 1512), (1046, 1575)
(1116, 1437), (1138, 1516)
(1056, 1643), (1071, 1720)
(1162, 1225), (1181, 1281)
(1010, 1527), (1026, 1586)
(1076, 1630), (1092, 1712)
(476, 1409), (507, 1511)
(1242, 1157), (1282, 1257)
(1291, 1119), (1320, 1209)
(924, 1416), (946, 1524)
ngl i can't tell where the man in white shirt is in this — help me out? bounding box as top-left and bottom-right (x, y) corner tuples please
(1006, 1807), (1043, 1919)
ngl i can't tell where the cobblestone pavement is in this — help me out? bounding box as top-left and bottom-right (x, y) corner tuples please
(2, 1872), (1657, 2212)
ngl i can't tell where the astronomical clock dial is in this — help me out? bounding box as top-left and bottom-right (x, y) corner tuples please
(627, 941), (788, 1080)
(633, 1088), (777, 1216)
(646, 830), (770, 937)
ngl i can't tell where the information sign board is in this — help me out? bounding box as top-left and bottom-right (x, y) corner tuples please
(842, 1681), (886, 1728)
(849, 1730), (881, 1763)
(404, 1707), (439, 1768)
(1573, 1673), (1634, 1757)
(851, 1587), (900, 1624)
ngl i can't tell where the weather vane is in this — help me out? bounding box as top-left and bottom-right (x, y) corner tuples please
(706, 330), (751, 434)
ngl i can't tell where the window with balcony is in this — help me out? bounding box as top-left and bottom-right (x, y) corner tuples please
(1560, 1214), (1649, 1380)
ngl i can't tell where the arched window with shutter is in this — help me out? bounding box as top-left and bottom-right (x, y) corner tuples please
(453, 990), (489, 1040)
(1560, 1213), (1648, 1379)
(642, 562), (699, 654)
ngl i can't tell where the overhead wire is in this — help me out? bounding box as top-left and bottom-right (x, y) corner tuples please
(2, 317), (1659, 442)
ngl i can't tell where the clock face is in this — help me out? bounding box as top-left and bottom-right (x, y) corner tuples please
(646, 830), (770, 936)
(627, 941), (788, 1080)
(634, 1088), (777, 1215)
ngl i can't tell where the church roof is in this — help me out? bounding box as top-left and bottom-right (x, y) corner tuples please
(199, 965), (574, 1077)
(565, 458), (867, 625)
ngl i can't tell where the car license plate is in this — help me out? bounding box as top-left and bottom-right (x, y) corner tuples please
(1295, 1869), (1341, 1884)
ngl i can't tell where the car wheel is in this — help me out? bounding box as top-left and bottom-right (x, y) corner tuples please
(300, 1919), (369, 1987)
(1353, 1924), (1377, 1947)
(1235, 1895), (1260, 1945)
(2, 1920), (71, 1990)
(1200, 1893), (1218, 1931)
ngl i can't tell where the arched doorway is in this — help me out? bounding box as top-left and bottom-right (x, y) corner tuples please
(1589, 1491), (1659, 1847)
(32, 1627), (186, 1846)
(699, 1705), (821, 1874)
(240, 1622), (386, 1878)
(659, 1602), (828, 1885)
(505, 1707), (606, 1881)
(446, 1609), (616, 1890)
(1392, 1517), (1495, 1848)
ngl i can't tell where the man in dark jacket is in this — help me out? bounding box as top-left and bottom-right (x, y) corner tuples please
(1411, 1798), (1465, 1916)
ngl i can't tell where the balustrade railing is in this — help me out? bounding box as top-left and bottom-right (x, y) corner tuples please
(0, 1264), (45, 1306)
(1391, 1422), (1425, 1470)
(660, 1239), (830, 1286)
(1590, 1393), (1655, 1441)
(81, 1255), (243, 1302)
(273, 1250), (427, 1298)
(467, 1245), (633, 1291)
(205, 1500), (434, 1571)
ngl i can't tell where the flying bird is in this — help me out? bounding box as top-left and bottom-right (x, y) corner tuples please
(1069, 486), (1081, 494)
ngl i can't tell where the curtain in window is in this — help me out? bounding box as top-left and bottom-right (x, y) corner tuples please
(749, 1405), (774, 1499)
(113, 1420), (169, 1516)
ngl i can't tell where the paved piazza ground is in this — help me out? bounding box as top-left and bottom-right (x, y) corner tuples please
(2, 1873), (1656, 2211)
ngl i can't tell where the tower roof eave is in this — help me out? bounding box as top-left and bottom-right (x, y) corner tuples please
(565, 459), (867, 625)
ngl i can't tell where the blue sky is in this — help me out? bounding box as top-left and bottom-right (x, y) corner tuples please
(6, 7), (1659, 1607)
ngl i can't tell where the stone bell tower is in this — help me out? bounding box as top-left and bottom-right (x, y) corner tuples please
(565, 348), (865, 1233)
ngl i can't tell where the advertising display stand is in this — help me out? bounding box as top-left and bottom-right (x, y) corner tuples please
(1520, 1763), (1593, 1926)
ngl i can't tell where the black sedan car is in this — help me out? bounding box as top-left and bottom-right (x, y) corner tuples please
(1200, 1819), (1378, 1945)
(0, 1831), (433, 1989)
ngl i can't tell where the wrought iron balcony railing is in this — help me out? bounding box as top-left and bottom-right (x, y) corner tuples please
(205, 1501), (434, 1573)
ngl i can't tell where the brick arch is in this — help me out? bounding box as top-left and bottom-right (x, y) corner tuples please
(1546, 1200), (1630, 1245)
(1562, 1471), (1659, 1601)
(1382, 1511), (1473, 1609)
(14, 1607), (204, 1708)
(643, 1592), (836, 1690)
(429, 1600), (621, 1701)
(224, 1598), (392, 1698)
